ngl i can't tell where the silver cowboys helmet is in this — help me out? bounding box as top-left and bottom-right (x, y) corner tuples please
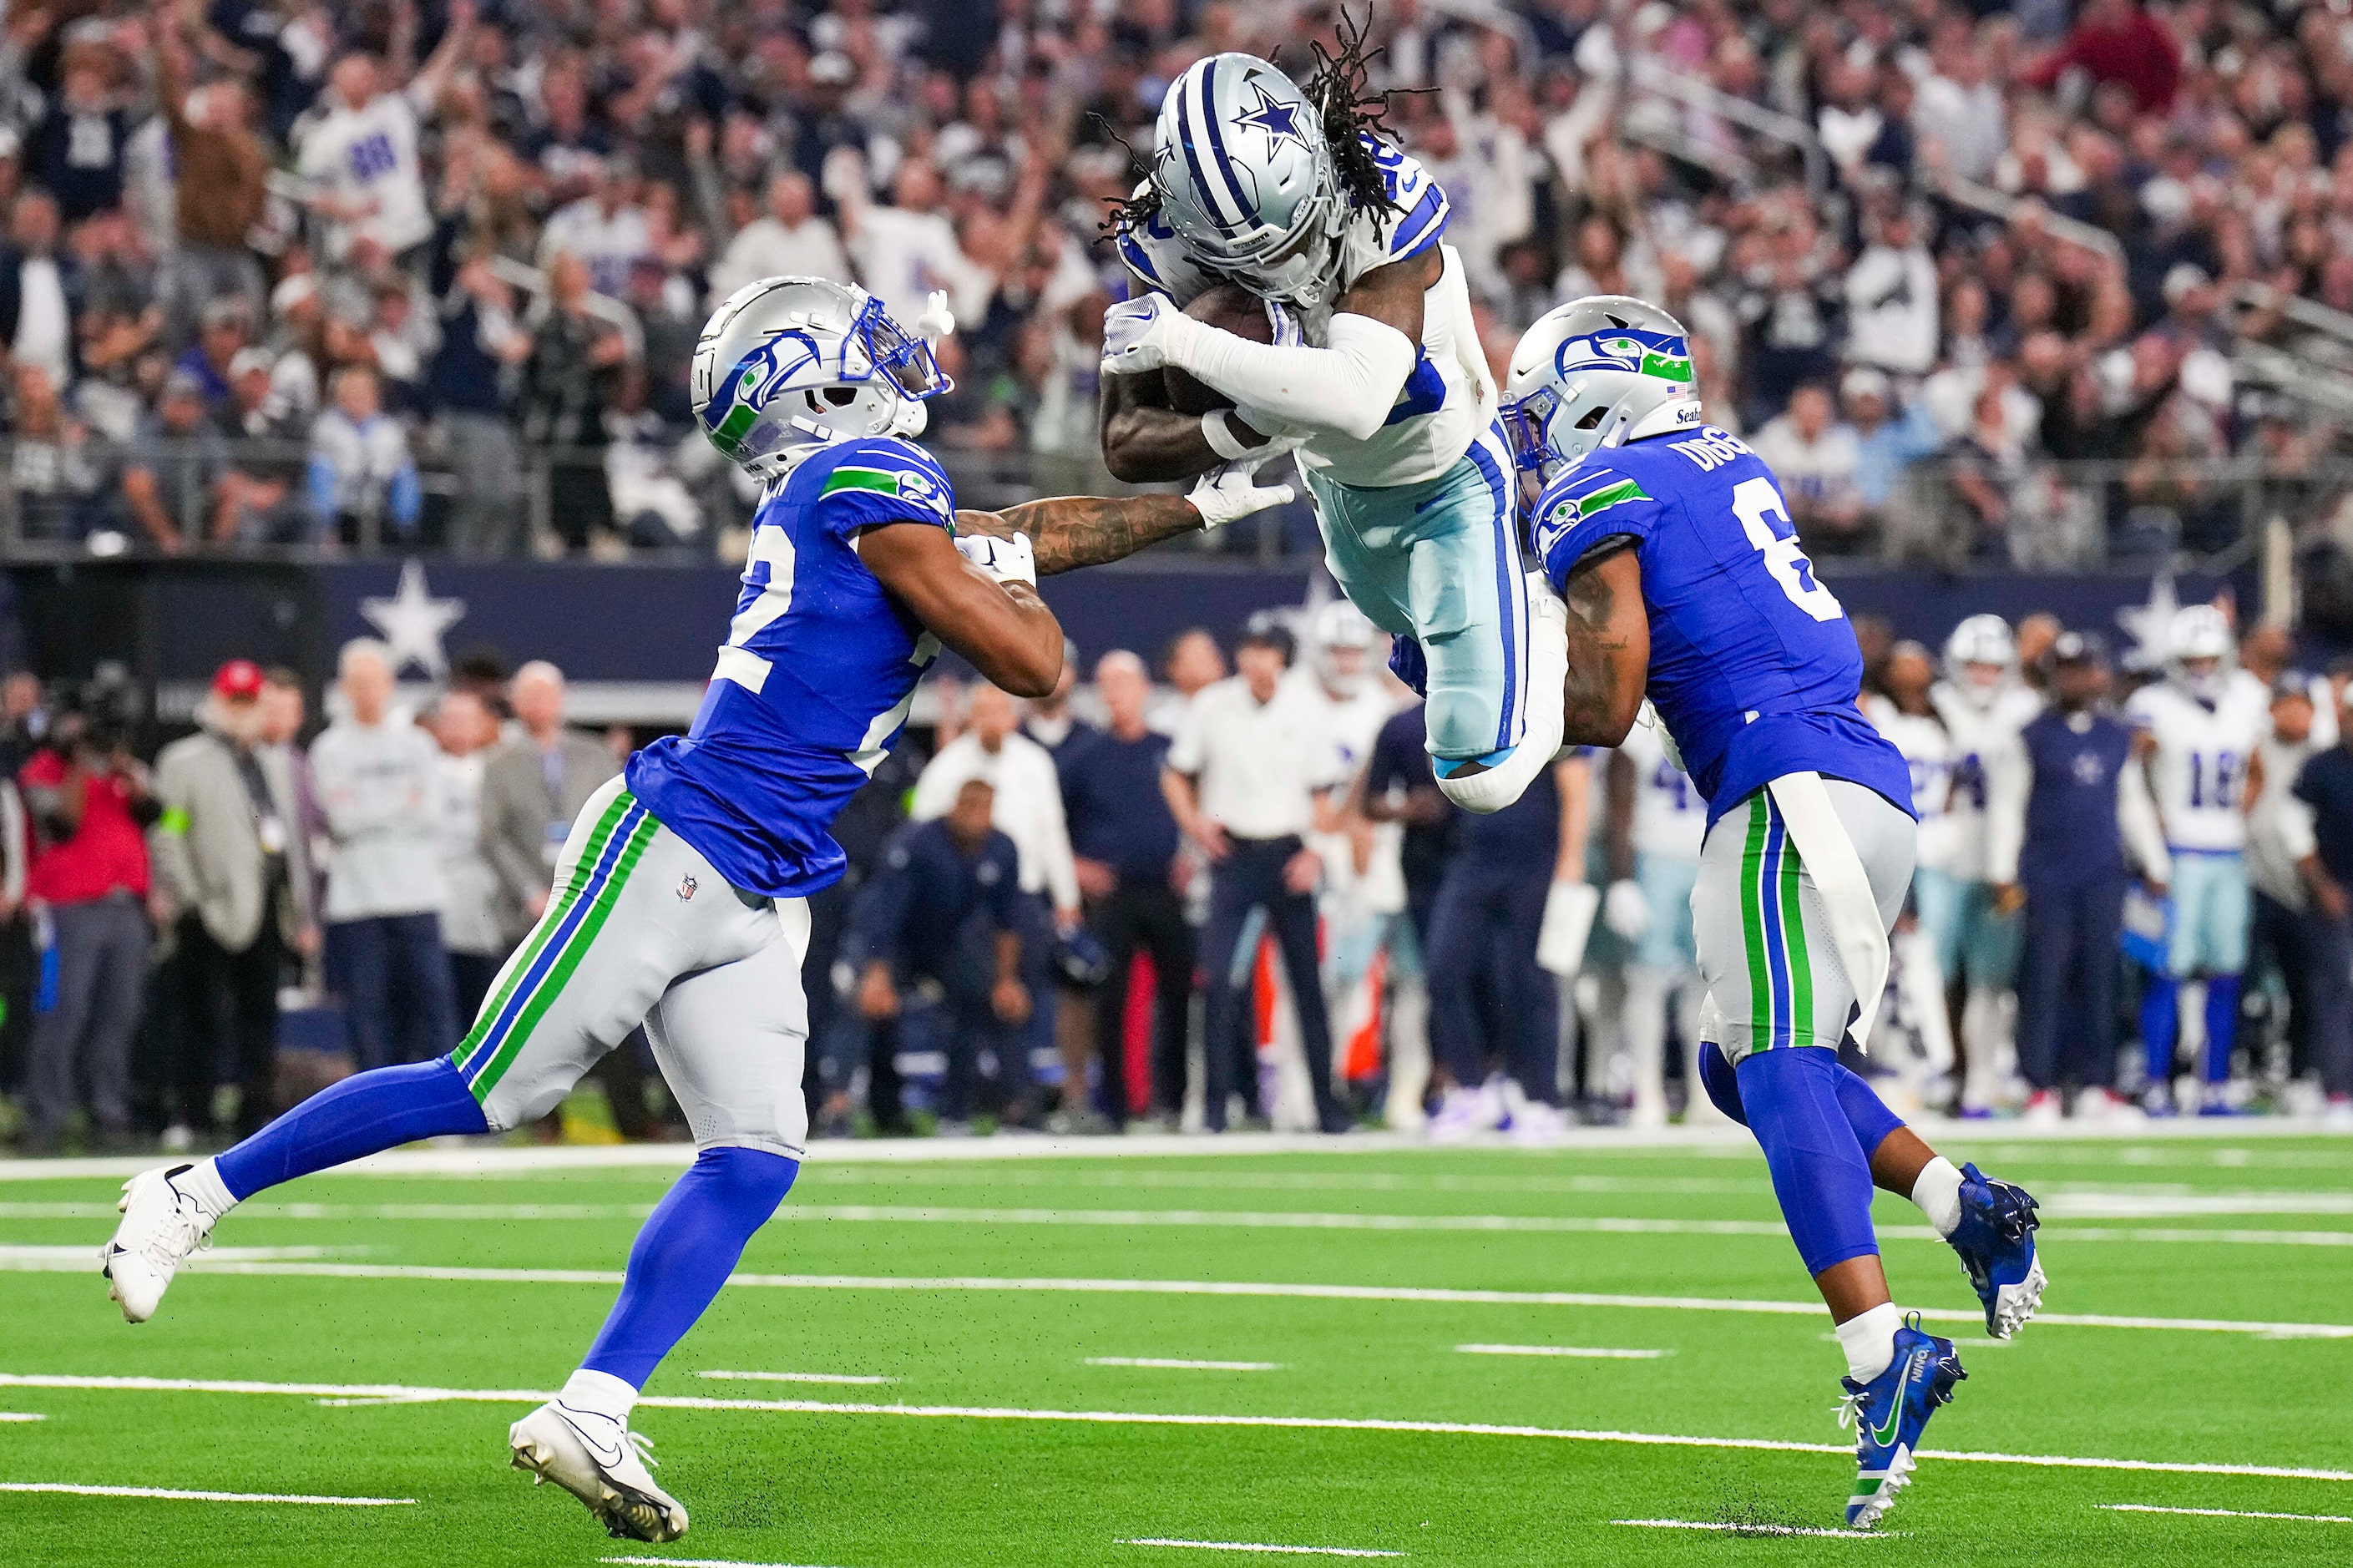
(1942, 613), (2016, 710)
(691, 276), (950, 482)
(1503, 296), (1703, 483)
(1308, 599), (1379, 697)
(2167, 603), (2235, 701)
(1151, 53), (1347, 309)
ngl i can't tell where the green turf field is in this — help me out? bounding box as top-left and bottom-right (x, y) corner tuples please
(3, 1130), (2351, 1565)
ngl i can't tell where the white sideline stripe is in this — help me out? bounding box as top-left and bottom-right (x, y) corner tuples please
(1119, 1540), (1402, 1557)
(2046, 1192), (2353, 1217)
(0, 1244), (350, 1265)
(606, 1559), (852, 1568)
(0, 1480), (413, 1505)
(700, 1370), (896, 1386)
(0, 1413), (47, 1421)
(1086, 1358), (1283, 1372)
(3, 1374), (2343, 1482)
(10, 1259), (2347, 1339)
(1, 1116), (2338, 1181)
(1456, 1344), (1670, 1360)
(1613, 1519), (1890, 1539)
(2099, 1504), (2353, 1524)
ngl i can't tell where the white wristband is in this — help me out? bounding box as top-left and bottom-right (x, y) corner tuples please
(1201, 408), (1254, 462)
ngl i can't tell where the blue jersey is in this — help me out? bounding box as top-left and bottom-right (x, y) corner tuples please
(626, 437), (953, 897)
(1532, 427), (1912, 828)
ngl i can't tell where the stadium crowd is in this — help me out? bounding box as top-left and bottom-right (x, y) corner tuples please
(0, 0), (2348, 562)
(4, 593), (2353, 1155)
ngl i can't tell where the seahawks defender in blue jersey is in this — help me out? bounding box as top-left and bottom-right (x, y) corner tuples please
(1504, 296), (2046, 1527)
(98, 277), (1293, 1544)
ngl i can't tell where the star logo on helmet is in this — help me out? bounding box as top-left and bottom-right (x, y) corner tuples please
(1235, 83), (1309, 154)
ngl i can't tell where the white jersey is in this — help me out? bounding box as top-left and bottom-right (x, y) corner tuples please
(296, 89), (433, 256)
(1865, 695), (1958, 874)
(1117, 139), (1490, 489)
(2127, 678), (2270, 853)
(1929, 680), (2041, 883)
(1617, 721), (1705, 862)
(1290, 672), (1405, 915)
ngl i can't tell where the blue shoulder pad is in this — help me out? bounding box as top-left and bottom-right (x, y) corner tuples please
(802, 438), (956, 538)
(1531, 463), (1666, 588)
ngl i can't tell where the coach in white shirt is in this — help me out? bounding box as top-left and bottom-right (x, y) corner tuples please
(1163, 626), (1350, 1134)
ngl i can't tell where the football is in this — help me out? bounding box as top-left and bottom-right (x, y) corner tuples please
(1161, 281), (1275, 416)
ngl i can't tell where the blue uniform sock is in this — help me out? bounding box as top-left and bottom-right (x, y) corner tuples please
(214, 1059), (488, 1202)
(582, 1146), (800, 1389)
(1735, 1047), (1880, 1277)
(2141, 975), (2180, 1090)
(1830, 1059), (1906, 1161)
(2201, 974), (2241, 1085)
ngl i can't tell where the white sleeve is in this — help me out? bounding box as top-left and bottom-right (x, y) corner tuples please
(1984, 734), (2031, 885)
(1031, 750), (1080, 914)
(2118, 763), (2172, 883)
(1160, 310), (1418, 443)
(1166, 697), (1207, 776)
(908, 746), (964, 822)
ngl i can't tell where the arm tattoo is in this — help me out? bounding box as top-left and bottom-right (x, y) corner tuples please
(956, 495), (1203, 575)
(1559, 546), (1636, 744)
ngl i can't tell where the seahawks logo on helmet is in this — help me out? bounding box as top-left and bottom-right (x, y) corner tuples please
(1556, 327), (1695, 386)
(702, 332), (821, 457)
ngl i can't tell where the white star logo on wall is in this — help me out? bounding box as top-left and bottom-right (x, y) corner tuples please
(2114, 572), (2180, 673)
(360, 560), (467, 680)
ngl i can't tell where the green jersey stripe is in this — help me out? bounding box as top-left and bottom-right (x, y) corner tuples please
(451, 793), (631, 1075)
(1741, 796), (1773, 1050)
(1780, 822), (1813, 1045)
(470, 814), (660, 1100)
(1564, 478), (1650, 518)
(819, 466), (904, 498)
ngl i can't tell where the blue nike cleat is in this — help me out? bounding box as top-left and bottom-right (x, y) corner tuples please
(1947, 1161), (2046, 1338)
(1837, 1318), (1966, 1528)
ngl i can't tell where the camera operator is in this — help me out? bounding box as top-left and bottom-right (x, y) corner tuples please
(15, 685), (159, 1153)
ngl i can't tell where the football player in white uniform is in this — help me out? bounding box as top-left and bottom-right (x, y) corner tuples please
(1096, 31), (1566, 818)
(1602, 718), (1715, 1126)
(1865, 643), (1961, 1109)
(1928, 615), (2042, 1115)
(2127, 604), (2270, 1114)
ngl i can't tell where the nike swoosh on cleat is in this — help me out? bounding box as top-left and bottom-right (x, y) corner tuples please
(554, 1406), (629, 1469)
(1870, 1362), (1913, 1448)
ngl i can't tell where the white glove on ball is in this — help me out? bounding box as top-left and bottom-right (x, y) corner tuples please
(1603, 877), (1652, 942)
(1187, 454), (1297, 532)
(1101, 293), (1194, 376)
(954, 530), (1036, 588)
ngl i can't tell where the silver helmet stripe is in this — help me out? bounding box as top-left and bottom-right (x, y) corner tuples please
(1181, 59), (1248, 230)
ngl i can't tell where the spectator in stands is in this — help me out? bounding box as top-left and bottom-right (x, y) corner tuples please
(430, 688), (503, 1028)
(119, 369), (226, 553)
(294, 15), (473, 265)
(709, 171), (848, 301)
(157, 7), (269, 337)
(174, 297), (252, 409)
(216, 346), (311, 546)
(837, 155), (995, 333)
(2023, 0), (2183, 114)
(311, 638), (455, 1070)
(150, 659), (314, 1142)
(426, 253), (530, 557)
(857, 777), (1035, 1134)
(17, 702), (155, 1152)
(27, 37), (129, 222)
(1844, 203), (1938, 378)
(2, 189), (73, 396)
(538, 156), (652, 300)
(4, 363), (106, 543)
(1750, 384), (1866, 550)
(1060, 650), (1192, 1130)
(519, 251), (630, 552)
(479, 660), (618, 951)
(1164, 625), (1350, 1135)
(306, 364), (420, 544)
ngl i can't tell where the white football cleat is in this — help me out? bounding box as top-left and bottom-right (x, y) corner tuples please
(1425, 1080), (1506, 1142)
(101, 1165), (220, 1323)
(510, 1399), (689, 1543)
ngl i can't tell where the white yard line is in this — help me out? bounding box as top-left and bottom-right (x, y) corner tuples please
(0, 1413), (47, 1422)
(0, 1480), (412, 1505)
(1, 1373), (2341, 1482)
(1118, 1540), (1403, 1557)
(605, 1557), (853, 1567)
(0, 1244), (355, 1264)
(2098, 1504), (2353, 1524)
(1612, 1519), (1890, 1539)
(699, 1370), (896, 1386)
(1085, 1358), (1284, 1372)
(7, 1258), (2345, 1339)
(1456, 1344), (1670, 1360)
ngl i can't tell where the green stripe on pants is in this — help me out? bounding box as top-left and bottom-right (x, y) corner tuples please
(450, 792), (631, 1076)
(469, 812), (660, 1100)
(1779, 817), (1813, 1046)
(1741, 795), (1773, 1051)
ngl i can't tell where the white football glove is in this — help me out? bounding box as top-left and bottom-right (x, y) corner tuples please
(954, 530), (1036, 588)
(1187, 453), (1298, 532)
(1602, 877), (1652, 942)
(913, 288), (955, 342)
(1101, 293), (1192, 376)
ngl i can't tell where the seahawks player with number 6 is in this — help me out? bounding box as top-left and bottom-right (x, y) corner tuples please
(95, 277), (1293, 1545)
(1504, 296), (2047, 1527)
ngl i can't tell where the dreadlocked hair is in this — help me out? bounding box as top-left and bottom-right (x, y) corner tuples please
(1095, 115), (1161, 240)
(1295, 8), (1407, 224)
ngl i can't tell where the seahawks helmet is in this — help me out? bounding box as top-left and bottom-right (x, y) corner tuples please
(2167, 603), (2235, 701)
(1503, 296), (1702, 483)
(1151, 54), (1347, 309)
(690, 276), (949, 482)
(1942, 613), (2016, 711)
